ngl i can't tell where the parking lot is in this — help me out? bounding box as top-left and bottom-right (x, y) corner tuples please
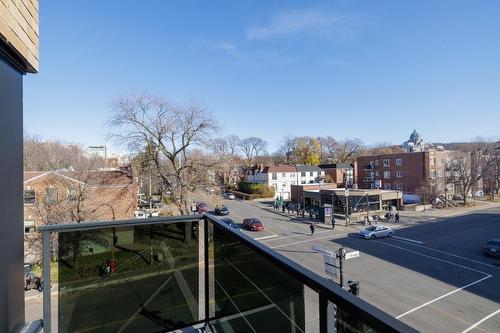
(222, 199), (500, 332)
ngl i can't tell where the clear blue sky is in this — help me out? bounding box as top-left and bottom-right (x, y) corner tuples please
(24, 1), (500, 153)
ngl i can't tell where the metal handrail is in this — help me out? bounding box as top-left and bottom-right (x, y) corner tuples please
(39, 213), (417, 333)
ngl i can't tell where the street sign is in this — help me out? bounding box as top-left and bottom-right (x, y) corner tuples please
(312, 245), (334, 257)
(324, 254), (337, 278)
(344, 251), (360, 260)
(345, 189), (350, 197)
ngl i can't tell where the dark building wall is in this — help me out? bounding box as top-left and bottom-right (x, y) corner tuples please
(0, 55), (24, 332)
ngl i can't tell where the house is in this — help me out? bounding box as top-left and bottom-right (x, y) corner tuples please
(247, 165), (297, 199)
(318, 163), (355, 187)
(23, 167), (139, 233)
(295, 165), (325, 184)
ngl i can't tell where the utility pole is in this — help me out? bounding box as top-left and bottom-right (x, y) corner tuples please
(336, 246), (346, 288)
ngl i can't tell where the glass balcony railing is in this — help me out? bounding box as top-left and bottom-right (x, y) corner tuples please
(38, 215), (417, 333)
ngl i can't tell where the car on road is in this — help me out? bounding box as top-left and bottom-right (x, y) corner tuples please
(243, 218), (264, 231)
(215, 205), (229, 215)
(196, 202), (209, 213)
(223, 192), (236, 200)
(221, 217), (240, 230)
(359, 225), (394, 239)
(482, 239), (500, 258)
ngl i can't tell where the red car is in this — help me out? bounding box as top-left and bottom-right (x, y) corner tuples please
(196, 202), (208, 213)
(243, 218), (264, 231)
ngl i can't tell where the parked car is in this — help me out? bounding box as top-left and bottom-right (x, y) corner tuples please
(482, 239), (500, 258)
(196, 202), (209, 213)
(243, 218), (264, 231)
(221, 217), (240, 230)
(215, 205), (230, 215)
(223, 192), (236, 200)
(359, 225), (394, 239)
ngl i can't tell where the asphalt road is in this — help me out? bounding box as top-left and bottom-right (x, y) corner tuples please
(25, 200), (500, 332)
(220, 199), (500, 333)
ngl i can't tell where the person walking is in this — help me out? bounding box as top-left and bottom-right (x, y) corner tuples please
(395, 212), (400, 223)
(282, 204), (285, 213)
(331, 216), (336, 230)
(309, 223), (315, 236)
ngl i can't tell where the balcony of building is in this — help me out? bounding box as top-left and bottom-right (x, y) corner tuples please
(33, 214), (416, 333)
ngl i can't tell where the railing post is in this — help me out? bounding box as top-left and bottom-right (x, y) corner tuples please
(42, 230), (51, 333)
(204, 217), (209, 326)
(319, 292), (328, 333)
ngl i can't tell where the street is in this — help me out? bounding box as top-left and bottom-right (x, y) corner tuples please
(221, 199), (500, 332)
(25, 200), (500, 332)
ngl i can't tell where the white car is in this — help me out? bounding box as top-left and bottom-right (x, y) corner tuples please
(359, 225), (394, 239)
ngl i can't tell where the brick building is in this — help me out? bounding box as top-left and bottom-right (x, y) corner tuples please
(356, 149), (467, 195)
(318, 163), (355, 187)
(23, 168), (138, 233)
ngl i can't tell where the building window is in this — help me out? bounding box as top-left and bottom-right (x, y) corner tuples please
(384, 183), (391, 189)
(430, 158), (435, 165)
(46, 188), (58, 205)
(430, 170), (436, 178)
(370, 161), (374, 167)
(68, 189), (78, 201)
(375, 160), (379, 166)
(24, 189), (35, 204)
(370, 172), (374, 177)
(396, 158), (402, 165)
(383, 159), (390, 167)
(301, 172), (306, 177)
(375, 171), (379, 177)
(396, 171), (403, 177)
(396, 183), (403, 189)
(310, 171), (314, 177)
(272, 173), (277, 180)
(384, 171), (391, 179)
(438, 170), (443, 177)
(282, 173), (286, 177)
(301, 180), (306, 184)
(272, 183), (278, 190)
(24, 219), (36, 233)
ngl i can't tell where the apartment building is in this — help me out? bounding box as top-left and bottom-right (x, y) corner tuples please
(357, 149), (466, 195)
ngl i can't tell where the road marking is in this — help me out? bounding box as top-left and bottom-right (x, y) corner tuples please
(276, 225), (290, 231)
(117, 276), (173, 333)
(255, 235), (278, 241)
(261, 230), (331, 243)
(425, 221), (500, 244)
(392, 236), (423, 244)
(271, 233), (348, 249)
(374, 240), (491, 275)
(390, 238), (499, 269)
(396, 275), (492, 319)
(461, 308), (500, 333)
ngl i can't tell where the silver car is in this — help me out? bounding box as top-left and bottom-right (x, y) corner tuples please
(359, 225), (394, 239)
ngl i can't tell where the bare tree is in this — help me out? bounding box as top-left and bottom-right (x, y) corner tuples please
(333, 138), (364, 163)
(108, 94), (219, 216)
(210, 135), (241, 187)
(276, 135), (296, 165)
(238, 136), (268, 172)
(449, 141), (497, 205)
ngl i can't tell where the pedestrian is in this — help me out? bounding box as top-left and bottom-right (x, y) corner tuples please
(287, 204), (291, 214)
(331, 216), (336, 230)
(309, 223), (315, 236)
(363, 215), (368, 226)
(282, 204), (285, 213)
(395, 212), (400, 223)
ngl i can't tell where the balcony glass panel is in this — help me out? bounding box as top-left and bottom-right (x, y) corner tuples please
(209, 222), (314, 332)
(56, 221), (199, 333)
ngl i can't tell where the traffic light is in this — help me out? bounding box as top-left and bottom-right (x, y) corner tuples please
(347, 280), (359, 296)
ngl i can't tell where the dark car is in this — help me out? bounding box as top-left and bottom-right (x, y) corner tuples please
(482, 239), (500, 258)
(215, 205), (229, 215)
(221, 217), (239, 230)
(196, 202), (208, 213)
(243, 218), (264, 231)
